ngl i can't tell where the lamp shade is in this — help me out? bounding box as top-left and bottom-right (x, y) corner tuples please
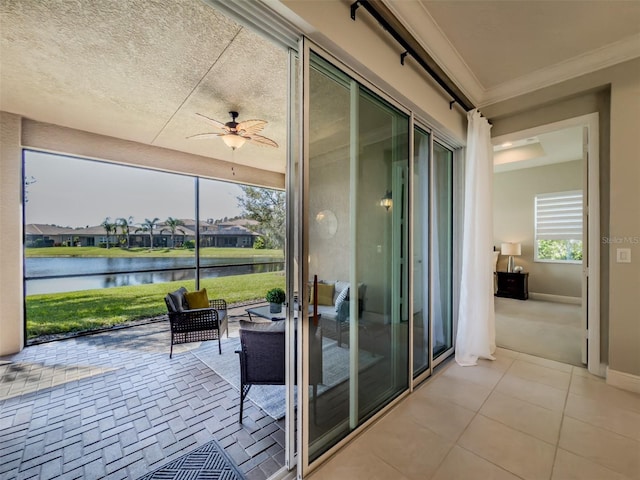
(222, 133), (246, 150)
(501, 242), (521, 256)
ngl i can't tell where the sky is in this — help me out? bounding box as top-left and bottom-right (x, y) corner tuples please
(24, 151), (244, 227)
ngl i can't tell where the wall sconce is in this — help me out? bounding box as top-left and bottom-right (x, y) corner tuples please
(379, 190), (392, 211)
(501, 242), (522, 272)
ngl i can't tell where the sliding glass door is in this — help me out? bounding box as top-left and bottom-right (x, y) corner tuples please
(297, 41), (458, 477)
(411, 130), (456, 378)
(300, 48), (409, 467)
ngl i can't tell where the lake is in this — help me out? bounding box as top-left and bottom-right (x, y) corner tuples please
(25, 257), (284, 295)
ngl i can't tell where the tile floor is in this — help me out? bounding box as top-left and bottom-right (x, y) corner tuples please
(308, 348), (640, 480)
(2, 315), (639, 480)
(0, 305), (285, 480)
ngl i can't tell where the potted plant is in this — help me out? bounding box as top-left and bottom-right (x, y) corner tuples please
(266, 287), (286, 313)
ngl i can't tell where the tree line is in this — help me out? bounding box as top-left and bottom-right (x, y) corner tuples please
(98, 186), (285, 251)
(100, 216), (185, 249)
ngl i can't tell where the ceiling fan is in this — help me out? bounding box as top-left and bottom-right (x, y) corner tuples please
(188, 111), (278, 150)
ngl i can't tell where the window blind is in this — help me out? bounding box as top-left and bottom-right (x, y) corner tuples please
(535, 190), (583, 241)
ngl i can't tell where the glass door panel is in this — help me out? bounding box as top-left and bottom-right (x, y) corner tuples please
(356, 89), (409, 421)
(412, 127), (430, 377)
(307, 54), (352, 462)
(306, 51), (409, 464)
(432, 141), (454, 359)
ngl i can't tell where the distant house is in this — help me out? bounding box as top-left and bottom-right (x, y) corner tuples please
(182, 219), (260, 248)
(24, 219), (260, 248)
(24, 224), (72, 247)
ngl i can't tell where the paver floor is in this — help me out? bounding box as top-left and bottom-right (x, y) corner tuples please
(0, 304), (286, 480)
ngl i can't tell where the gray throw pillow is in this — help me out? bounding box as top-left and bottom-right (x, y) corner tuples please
(167, 287), (189, 312)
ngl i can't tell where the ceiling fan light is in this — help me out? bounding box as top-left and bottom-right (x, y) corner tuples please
(222, 133), (246, 150)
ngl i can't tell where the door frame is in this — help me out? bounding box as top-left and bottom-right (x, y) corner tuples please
(492, 112), (602, 376)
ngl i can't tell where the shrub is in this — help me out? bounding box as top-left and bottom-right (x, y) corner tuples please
(265, 287), (286, 304)
(253, 237), (265, 249)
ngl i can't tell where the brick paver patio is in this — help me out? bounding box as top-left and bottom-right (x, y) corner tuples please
(0, 304), (286, 480)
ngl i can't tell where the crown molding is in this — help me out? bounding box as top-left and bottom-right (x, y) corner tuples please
(382, 1), (640, 108)
(381, 0), (485, 106)
(478, 33), (640, 107)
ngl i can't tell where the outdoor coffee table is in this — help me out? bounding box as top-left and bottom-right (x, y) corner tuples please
(246, 305), (286, 321)
(245, 303), (316, 322)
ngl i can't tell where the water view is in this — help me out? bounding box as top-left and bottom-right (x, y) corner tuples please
(25, 257), (284, 295)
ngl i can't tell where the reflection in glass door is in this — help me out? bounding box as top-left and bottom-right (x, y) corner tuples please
(304, 51), (409, 465)
(432, 142), (454, 359)
(412, 127), (430, 377)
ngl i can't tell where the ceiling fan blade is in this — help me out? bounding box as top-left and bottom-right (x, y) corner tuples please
(186, 132), (224, 140)
(247, 134), (279, 148)
(194, 113), (228, 131)
(237, 119), (267, 135)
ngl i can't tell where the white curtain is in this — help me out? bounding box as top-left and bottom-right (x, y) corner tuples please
(455, 109), (496, 366)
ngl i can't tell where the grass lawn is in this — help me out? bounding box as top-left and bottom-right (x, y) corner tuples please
(26, 271), (285, 339)
(25, 246), (283, 259)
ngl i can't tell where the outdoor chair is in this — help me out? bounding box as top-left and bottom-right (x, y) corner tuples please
(164, 287), (228, 358)
(236, 320), (323, 423)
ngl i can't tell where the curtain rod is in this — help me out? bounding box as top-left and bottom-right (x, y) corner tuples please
(350, 0), (475, 112)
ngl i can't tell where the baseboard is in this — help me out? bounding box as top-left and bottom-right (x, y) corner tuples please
(606, 367), (640, 394)
(528, 293), (582, 305)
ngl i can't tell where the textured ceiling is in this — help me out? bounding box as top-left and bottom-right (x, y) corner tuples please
(2, 0), (637, 175)
(0, 0), (288, 174)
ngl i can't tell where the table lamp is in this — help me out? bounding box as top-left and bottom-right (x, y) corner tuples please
(501, 242), (521, 273)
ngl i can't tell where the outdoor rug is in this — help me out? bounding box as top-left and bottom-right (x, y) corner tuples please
(194, 334), (382, 420)
(137, 437), (244, 480)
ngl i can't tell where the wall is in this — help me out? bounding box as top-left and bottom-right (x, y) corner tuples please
(22, 120), (284, 189)
(484, 58), (640, 378)
(0, 113), (24, 355)
(494, 160), (583, 298)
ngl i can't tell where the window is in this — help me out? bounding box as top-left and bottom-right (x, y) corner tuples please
(535, 190), (583, 263)
(23, 150), (285, 341)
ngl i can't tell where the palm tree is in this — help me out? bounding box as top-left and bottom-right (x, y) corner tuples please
(101, 217), (116, 249)
(161, 217), (186, 248)
(135, 217), (160, 249)
(116, 216), (134, 249)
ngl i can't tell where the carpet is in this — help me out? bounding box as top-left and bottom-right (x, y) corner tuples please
(137, 437), (243, 480)
(495, 297), (583, 366)
(194, 334), (382, 420)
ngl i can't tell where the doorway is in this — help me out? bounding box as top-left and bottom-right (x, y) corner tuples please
(492, 114), (600, 373)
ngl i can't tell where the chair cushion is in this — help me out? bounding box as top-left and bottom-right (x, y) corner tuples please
(185, 288), (209, 309)
(166, 287), (188, 312)
(239, 319), (285, 333)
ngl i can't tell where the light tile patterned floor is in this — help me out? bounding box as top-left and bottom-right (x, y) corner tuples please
(309, 348), (640, 480)
(0, 305), (285, 480)
(4, 317), (640, 480)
